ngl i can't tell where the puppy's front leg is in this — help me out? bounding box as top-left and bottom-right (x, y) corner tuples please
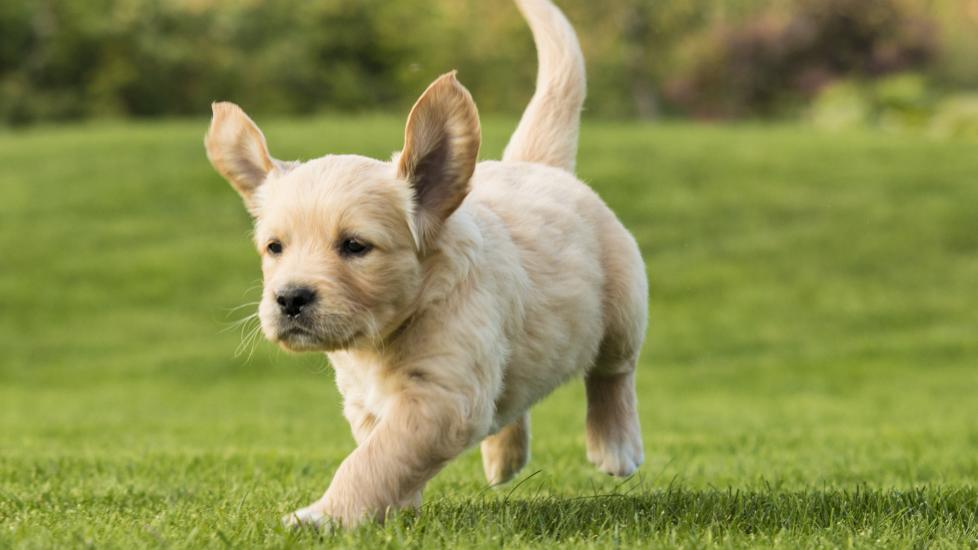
(288, 388), (482, 528)
(346, 404), (422, 512)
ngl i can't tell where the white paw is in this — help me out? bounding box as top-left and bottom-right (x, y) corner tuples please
(587, 437), (644, 477)
(282, 504), (332, 531)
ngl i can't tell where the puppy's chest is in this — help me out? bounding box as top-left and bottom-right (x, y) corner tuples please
(330, 353), (402, 417)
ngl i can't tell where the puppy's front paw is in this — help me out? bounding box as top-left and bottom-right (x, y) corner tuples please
(282, 503), (333, 531)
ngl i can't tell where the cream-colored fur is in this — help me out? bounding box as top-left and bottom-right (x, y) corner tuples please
(204, 0), (647, 528)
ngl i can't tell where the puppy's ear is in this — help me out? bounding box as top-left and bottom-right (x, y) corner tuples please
(205, 102), (279, 216)
(398, 72), (481, 250)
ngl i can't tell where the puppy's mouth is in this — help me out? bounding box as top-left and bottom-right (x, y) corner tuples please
(275, 323), (320, 349)
(279, 325), (313, 339)
(273, 320), (360, 352)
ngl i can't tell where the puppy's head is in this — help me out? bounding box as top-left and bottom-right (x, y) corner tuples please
(205, 73), (480, 352)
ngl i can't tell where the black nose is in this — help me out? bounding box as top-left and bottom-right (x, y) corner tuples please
(276, 287), (316, 317)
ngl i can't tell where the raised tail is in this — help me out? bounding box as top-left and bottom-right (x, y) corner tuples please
(502, 0), (586, 173)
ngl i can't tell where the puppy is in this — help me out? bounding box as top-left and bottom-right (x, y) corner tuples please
(204, 0), (647, 528)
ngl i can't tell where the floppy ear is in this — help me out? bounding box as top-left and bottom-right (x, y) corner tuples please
(397, 72), (481, 250)
(204, 102), (280, 215)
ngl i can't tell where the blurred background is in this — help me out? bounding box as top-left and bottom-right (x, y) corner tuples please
(1, 0), (978, 131)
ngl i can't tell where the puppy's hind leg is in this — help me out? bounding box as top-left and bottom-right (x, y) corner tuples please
(587, 224), (647, 477)
(585, 363), (643, 477)
(480, 413), (530, 486)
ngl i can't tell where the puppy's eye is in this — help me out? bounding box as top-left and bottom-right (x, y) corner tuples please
(266, 241), (283, 255)
(340, 238), (371, 257)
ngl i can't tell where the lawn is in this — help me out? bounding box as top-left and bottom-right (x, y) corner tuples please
(1, 116), (977, 548)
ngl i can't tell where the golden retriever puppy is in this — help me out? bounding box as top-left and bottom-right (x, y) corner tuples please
(204, 0), (647, 528)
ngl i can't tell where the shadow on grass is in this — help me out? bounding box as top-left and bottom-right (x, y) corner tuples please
(277, 485), (978, 546)
(409, 486), (978, 541)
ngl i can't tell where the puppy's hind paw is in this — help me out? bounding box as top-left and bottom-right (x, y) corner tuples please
(482, 447), (528, 486)
(480, 414), (530, 486)
(586, 430), (644, 477)
(588, 444), (643, 477)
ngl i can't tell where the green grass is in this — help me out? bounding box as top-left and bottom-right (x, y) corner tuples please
(1, 116), (977, 548)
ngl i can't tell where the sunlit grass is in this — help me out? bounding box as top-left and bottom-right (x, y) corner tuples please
(1, 117), (977, 547)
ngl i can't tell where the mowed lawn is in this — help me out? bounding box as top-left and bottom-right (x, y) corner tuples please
(1, 115), (977, 548)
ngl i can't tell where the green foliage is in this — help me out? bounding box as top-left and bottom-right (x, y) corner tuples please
(1, 0), (974, 124)
(809, 73), (933, 131)
(0, 0), (414, 124)
(927, 0), (978, 90)
(808, 72), (978, 137)
(2, 117), (978, 546)
(664, 0), (939, 118)
(807, 80), (872, 130)
(930, 94), (978, 138)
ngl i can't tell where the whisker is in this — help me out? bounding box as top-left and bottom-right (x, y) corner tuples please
(243, 326), (263, 362)
(221, 312), (259, 334)
(235, 320), (264, 360)
(224, 301), (261, 315)
(241, 283), (263, 297)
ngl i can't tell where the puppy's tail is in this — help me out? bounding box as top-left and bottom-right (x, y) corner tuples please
(503, 0), (586, 173)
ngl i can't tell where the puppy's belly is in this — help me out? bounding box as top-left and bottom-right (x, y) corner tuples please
(489, 270), (606, 430)
(466, 161), (619, 432)
(492, 341), (602, 430)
